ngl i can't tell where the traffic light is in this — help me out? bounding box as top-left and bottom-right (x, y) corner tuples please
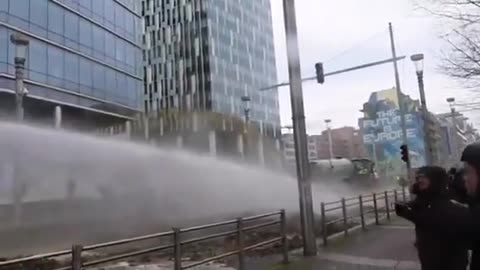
(315, 62), (325, 84)
(400, 144), (409, 163)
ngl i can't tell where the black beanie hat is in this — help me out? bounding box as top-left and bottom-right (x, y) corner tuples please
(416, 166), (449, 194)
(461, 142), (480, 169)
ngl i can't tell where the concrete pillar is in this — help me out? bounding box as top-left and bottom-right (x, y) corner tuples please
(222, 118), (226, 131)
(144, 116), (150, 140)
(237, 134), (244, 158)
(109, 127), (114, 136)
(258, 137), (265, 166)
(159, 117), (164, 136)
(125, 121), (132, 139)
(192, 113), (199, 132)
(275, 138), (281, 151)
(54, 106), (62, 129)
(176, 135), (183, 148)
(209, 130), (217, 157)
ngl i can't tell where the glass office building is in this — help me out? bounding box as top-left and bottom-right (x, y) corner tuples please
(142, 0), (280, 132)
(0, 0), (143, 129)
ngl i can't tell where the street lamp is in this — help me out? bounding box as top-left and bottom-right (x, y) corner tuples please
(241, 95), (251, 123)
(447, 97), (459, 163)
(241, 96), (251, 135)
(10, 33), (29, 122)
(10, 33), (29, 226)
(324, 119), (334, 168)
(410, 53), (433, 165)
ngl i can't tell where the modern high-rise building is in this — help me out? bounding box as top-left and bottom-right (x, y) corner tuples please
(0, 0), (142, 129)
(142, 0), (280, 132)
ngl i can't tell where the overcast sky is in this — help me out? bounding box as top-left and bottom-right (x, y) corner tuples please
(270, 0), (475, 135)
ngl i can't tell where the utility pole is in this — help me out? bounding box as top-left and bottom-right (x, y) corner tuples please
(282, 0), (317, 256)
(389, 23), (411, 177)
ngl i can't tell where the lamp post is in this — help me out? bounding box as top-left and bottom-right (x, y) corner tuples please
(411, 53), (433, 165)
(10, 33), (29, 122)
(447, 97), (459, 163)
(10, 33), (29, 226)
(325, 119), (334, 169)
(241, 96), (251, 124)
(241, 96), (251, 134)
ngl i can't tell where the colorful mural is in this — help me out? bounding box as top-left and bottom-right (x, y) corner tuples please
(358, 88), (426, 181)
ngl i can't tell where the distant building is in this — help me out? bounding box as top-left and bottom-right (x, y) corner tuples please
(282, 133), (317, 164)
(358, 88), (427, 180)
(311, 127), (366, 160)
(437, 112), (479, 167)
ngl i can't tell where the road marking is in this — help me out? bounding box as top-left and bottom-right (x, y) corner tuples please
(318, 252), (420, 269)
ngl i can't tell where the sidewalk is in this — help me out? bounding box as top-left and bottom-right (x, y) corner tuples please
(268, 217), (419, 270)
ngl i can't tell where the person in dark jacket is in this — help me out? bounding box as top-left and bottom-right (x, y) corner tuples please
(395, 166), (470, 270)
(448, 167), (468, 203)
(461, 142), (480, 269)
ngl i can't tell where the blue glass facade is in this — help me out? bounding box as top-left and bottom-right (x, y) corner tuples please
(0, 0), (142, 119)
(206, 0), (280, 127)
(141, 0), (280, 133)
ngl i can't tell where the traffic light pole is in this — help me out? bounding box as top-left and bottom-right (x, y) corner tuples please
(259, 56), (406, 91)
(283, 0), (317, 256)
(389, 23), (412, 179)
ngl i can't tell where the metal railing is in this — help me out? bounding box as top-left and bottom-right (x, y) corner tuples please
(320, 188), (409, 245)
(0, 210), (288, 270)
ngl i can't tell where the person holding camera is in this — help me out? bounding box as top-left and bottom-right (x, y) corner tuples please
(395, 166), (470, 270)
(460, 143), (480, 269)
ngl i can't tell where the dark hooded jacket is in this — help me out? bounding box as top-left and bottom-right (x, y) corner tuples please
(461, 143), (480, 269)
(448, 167), (468, 203)
(395, 166), (470, 270)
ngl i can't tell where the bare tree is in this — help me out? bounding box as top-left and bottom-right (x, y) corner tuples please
(419, 0), (480, 86)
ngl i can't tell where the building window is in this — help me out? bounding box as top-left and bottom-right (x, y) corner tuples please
(47, 45), (65, 87)
(79, 18), (93, 54)
(47, 2), (65, 44)
(28, 39), (48, 83)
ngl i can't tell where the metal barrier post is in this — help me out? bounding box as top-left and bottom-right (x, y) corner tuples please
(237, 218), (245, 270)
(71, 244), (83, 270)
(384, 191), (390, 220)
(359, 195), (365, 230)
(173, 228), (181, 270)
(280, 209), (289, 264)
(341, 198), (348, 236)
(373, 193), (379, 225)
(394, 190), (398, 203)
(402, 186), (407, 202)
(321, 202), (327, 246)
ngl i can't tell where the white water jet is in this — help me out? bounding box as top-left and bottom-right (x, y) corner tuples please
(0, 121), (356, 228)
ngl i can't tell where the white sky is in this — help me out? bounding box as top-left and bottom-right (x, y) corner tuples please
(270, 0), (476, 135)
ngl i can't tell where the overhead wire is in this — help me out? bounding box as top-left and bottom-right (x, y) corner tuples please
(322, 27), (390, 65)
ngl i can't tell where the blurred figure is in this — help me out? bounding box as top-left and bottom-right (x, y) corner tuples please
(461, 143), (480, 269)
(395, 166), (470, 270)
